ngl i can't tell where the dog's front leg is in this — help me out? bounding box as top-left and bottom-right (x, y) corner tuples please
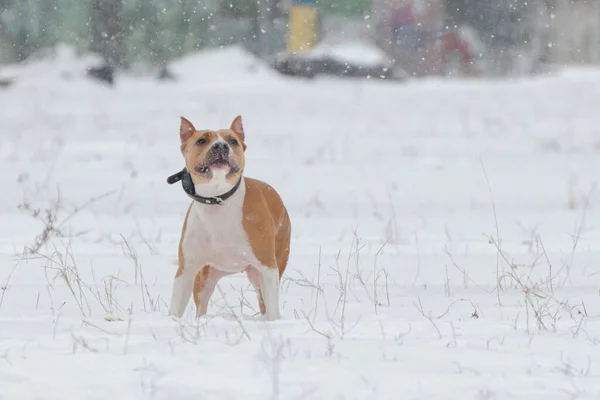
(169, 263), (202, 318)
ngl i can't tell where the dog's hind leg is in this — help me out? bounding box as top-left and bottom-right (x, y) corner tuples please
(246, 266), (266, 315)
(258, 265), (281, 321)
(192, 266), (227, 317)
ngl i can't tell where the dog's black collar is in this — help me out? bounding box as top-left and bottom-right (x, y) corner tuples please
(167, 167), (242, 205)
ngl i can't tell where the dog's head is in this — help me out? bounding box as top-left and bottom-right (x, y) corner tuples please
(179, 116), (246, 193)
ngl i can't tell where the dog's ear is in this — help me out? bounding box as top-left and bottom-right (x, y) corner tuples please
(180, 117), (195, 143)
(230, 115), (245, 143)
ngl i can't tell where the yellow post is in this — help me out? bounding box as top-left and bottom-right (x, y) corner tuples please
(287, 1), (318, 54)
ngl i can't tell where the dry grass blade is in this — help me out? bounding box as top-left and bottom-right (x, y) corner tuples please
(0, 257), (24, 312)
(480, 159), (503, 306)
(216, 284), (251, 341)
(120, 234), (160, 313)
(414, 297), (443, 339)
(19, 189), (115, 254)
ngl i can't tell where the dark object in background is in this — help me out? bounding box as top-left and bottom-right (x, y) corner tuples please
(90, 0), (125, 69)
(0, 78), (14, 89)
(86, 65), (114, 85)
(157, 66), (177, 81)
(272, 53), (397, 80)
(272, 56), (318, 78)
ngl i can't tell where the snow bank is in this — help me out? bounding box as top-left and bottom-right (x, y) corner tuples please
(0, 44), (277, 86)
(1, 43), (104, 85)
(303, 40), (392, 68)
(169, 45), (278, 82)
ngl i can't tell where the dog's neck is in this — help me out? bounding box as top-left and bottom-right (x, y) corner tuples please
(194, 169), (239, 198)
(193, 170), (244, 206)
(192, 176), (245, 215)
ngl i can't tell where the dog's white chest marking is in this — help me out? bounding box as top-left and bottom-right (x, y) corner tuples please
(182, 180), (259, 273)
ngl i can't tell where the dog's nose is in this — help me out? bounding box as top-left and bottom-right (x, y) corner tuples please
(212, 141), (229, 154)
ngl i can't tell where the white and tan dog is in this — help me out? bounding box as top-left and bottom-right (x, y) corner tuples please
(168, 115), (291, 321)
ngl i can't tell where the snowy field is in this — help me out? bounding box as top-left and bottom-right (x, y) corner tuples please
(1, 46), (600, 399)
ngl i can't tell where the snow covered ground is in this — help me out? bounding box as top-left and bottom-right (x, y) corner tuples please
(1, 45), (600, 399)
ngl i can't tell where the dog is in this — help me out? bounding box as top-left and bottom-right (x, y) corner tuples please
(168, 115), (291, 321)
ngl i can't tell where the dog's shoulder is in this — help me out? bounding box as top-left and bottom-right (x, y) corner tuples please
(243, 177), (288, 226)
(244, 177), (284, 206)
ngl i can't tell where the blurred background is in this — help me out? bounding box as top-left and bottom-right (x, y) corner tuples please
(0, 0), (598, 82)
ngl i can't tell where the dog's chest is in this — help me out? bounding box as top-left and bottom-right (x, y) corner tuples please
(182, 200), (259, 273)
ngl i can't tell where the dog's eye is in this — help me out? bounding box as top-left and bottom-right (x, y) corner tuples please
(195, 138), (207, 146)
(228, 139), (239, 146)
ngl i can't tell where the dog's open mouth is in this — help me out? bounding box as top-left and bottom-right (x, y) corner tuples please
(208, 159), (230, 171)
(195, 158), (232, 174)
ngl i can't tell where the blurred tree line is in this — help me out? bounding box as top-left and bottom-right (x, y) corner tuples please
(0, 0), (597, 69)
(446, 0), (599, 67)
(0, 0), (259, 67)
(0, 0), (371, 66)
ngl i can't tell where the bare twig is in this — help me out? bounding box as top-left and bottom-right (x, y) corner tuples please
(413, 232), (421, 286)
(414, 297), (442, 339)
(216, 284), (251, 341)
(0, 260), (23, 312)
(313, 246), (322, 324)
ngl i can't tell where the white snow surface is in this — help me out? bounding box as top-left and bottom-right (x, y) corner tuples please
(1, 46), (600, 399)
